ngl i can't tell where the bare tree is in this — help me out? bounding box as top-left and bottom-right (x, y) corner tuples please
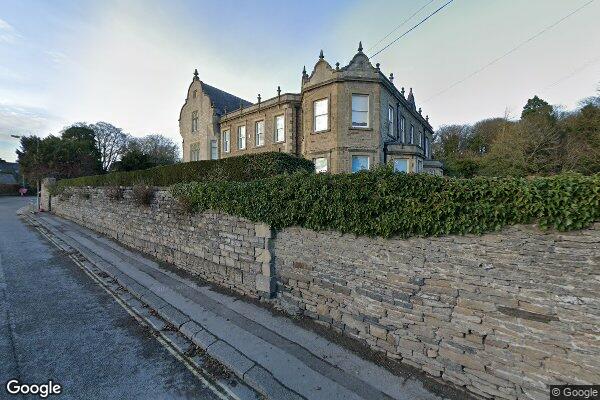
(129, 134), (180, 165)
(90, 122), (129, 171)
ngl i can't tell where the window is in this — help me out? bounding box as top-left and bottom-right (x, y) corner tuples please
(238, 126), (246, 149)
(314, 98), (328, 132)
(420, 130), (425, 148)
(193, 90), (197, 99)
(425, 138), (430, 158)
(416, 159), (423, 173)
(255, 120), (265, 146)
(190, 143), (200, 161)
(275, 115), (285, 142)
(388, 106), (394, 137)
(191, 111), (198, 133)
(416, 130), (421, 147)
(351, 155), (370, 173)
(351, 94), (369, 127)
(410, 125), (415, 144)
(210, 140), (218, 160)
(400, 116), (405, 142)
(393, 159), (408, 173)
(314, 158), (328, 173)
(222, 130), (230, 153)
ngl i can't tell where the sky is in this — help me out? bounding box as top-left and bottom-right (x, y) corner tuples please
(1, 0), (599, 162)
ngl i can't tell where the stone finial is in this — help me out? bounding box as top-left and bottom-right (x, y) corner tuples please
(335, 62), (340, 70)
(375, 63), (380, 70)
(257, 94), (261, 104)
(277, 86), (281, 97)
(418, 107), (422, 114)
(358, 41), (363, 52)
(389, 73), (394, 83)
(426, 115), (429, 122)
(401, 87), (405, 96)
(224, 105), (227, 114)
(319, 49), (324, 59)
(302, 65), (307, 77)
(193, 68), (199, 80)
(407, 88), (415, 108)
(239, 99), (243, 112)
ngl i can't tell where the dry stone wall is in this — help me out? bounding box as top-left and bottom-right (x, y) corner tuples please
(52, 187), (275, 297)
(274, 226), (600, 400)
(49, 186), (600, 400)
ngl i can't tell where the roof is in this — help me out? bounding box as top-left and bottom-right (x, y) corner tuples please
(0, 161), (18, 174)
(202, 83), (253, 116)
(0, 173), (17, 185)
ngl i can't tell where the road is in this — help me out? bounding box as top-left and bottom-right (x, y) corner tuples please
(0, 196), (223, 399)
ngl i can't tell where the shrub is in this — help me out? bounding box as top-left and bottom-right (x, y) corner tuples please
(171, 168), (600, 238)
(105, 185), (124, 201)
(132, 185), (155, 207)
(54, 152), (314, 190)
(0, 184), (20, 195)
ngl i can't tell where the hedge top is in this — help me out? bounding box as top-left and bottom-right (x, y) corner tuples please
(170, 169), (600, 238)
(54, 152), (315, 188)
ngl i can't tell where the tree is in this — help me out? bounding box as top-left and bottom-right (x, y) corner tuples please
(111, 148), (155, 172)
(16, 127), (102, 183)
(90, 122), (129, 171)
(130, 134), (180, 166)
(521, 95), (554, 120)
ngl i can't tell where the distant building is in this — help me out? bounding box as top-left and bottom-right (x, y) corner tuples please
(179, 43), (443, 175)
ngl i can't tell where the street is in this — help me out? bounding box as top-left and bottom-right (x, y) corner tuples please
(0, 196), (223, 399)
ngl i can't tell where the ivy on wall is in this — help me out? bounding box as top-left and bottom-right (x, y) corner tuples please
(170, 168), (600, 238)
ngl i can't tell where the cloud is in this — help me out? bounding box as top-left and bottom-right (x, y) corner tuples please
(44, 50), (69, 66)
(0, 103), (58, 135)
(0, 18), (21, 44)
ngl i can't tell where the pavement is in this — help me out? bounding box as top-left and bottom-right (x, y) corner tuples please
(0, 196), (253, 399)
(18, 199), (460, 400)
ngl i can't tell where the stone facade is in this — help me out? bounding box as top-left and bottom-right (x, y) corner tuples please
(179, 43), (442, 175)
(48, 187), (600, 400)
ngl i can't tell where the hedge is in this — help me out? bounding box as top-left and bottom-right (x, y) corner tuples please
(53, 152), (314, 190)
(0, 184), (20, 195)
(171, 168), (600, 238)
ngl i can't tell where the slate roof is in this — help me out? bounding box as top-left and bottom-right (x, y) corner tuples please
(202, 83), (253, 116)
(0, 161), (18, 174)
(0, 173), (17, 184)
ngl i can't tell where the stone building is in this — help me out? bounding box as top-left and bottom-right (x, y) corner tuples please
(179, 42), (443, 175)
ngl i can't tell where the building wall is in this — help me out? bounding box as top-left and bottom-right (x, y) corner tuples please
(47, 184), (600, 400)
(179, 80), (219, 162)
(219, 98), (300, 158)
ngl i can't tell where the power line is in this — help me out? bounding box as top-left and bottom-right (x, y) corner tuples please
(370, 0), (454, 59)
(541, 56), (600, 92)
(423, 0), (596, 103)
(368, 0), (436, 54)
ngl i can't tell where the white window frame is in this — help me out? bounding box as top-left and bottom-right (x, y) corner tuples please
(255, 120), (265, 147)
(238, 126), (246, 150)
(314, 98), (328, 132)
(351, 155), (370, 173)
(388, 105), (394, 137)
(400, 116), (405, 141)
(222, 130), (230, 153)
(274, 115), (285, 143)
(210, 140), (218, 160)
(351, 94), (369, 128)
(314, 157), (328, 173)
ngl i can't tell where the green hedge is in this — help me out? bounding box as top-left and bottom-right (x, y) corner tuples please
(171, 168), (600, 238)
(54, 152), (314, 190)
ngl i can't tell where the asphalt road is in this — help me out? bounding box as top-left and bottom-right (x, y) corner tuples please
(0, 196), (222, 399)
